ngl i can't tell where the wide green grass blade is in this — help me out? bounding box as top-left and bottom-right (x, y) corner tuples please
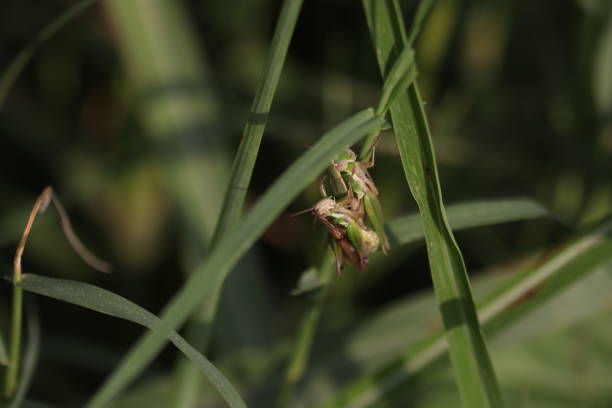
(0, 0), (97, 110)
(325, 217), (612, 408)
(18, 274), (246, 408)
(8, 299), (41, 408)
(387, 198), (549, 246)
(363, 1), (503, 406)
(84, 109), (384, 408)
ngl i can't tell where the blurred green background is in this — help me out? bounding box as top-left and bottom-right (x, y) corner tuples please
(1, 0), (612, 406)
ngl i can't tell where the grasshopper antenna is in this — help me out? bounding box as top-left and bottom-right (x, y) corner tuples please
(289, 207), (313, 218)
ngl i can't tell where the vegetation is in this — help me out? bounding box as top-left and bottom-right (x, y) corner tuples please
(1, 0), (611, 407)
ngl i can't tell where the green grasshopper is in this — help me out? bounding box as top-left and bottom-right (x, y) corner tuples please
(294, 197), (380, 274)
(327, 148), (390, 254)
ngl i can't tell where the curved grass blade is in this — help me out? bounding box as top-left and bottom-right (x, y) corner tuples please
(85, 109), (384, 408)
(8, 298), (41, 408)
(363, 1), (503, 406)
(0, 0), (98, 110)
(325, 217), (612, 408)
(386, 198), (549, 246)
(18, 274), (246, 408)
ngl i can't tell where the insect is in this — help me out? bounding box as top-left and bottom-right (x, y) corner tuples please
(327, 149), (390, 254)
(294, 197), (379, 275)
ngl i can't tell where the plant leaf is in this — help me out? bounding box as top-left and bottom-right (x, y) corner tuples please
(386, 198), (549, 246)
(363, 0), (504, 406)
(376, 48), (417, 116)
(19, 274), (246, 408)
(213, 0), (305, 243)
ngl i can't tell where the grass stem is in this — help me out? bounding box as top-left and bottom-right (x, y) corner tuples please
(4, 187), (51, 398)
(4, 287), (22, 398)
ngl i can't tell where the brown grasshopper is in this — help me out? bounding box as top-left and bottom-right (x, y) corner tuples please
(294, 197), (379, 274)
(327, 148), (390, 254)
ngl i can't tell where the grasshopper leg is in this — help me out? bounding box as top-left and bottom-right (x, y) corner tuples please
(364, 192), (390, 254)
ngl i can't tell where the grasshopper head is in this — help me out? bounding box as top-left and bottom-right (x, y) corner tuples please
(313, 197), (336, 217)
(333, 149), (357, 172)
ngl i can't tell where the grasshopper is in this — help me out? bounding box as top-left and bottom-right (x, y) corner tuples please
(327, 148), (390, 254)
(294, 197), (380, 274)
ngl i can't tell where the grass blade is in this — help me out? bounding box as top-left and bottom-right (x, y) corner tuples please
(406, 0), (436, 46)
(386, 198), (549, 246)
(213, 0), (304, 242)
(361, 48), (417, 157)
(363, 1), (503, 406)
(85, 109), (384, 408)
(19, 274), (246, 408)
(376, 48), (417, 116)
(325, 218), (612, 408)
